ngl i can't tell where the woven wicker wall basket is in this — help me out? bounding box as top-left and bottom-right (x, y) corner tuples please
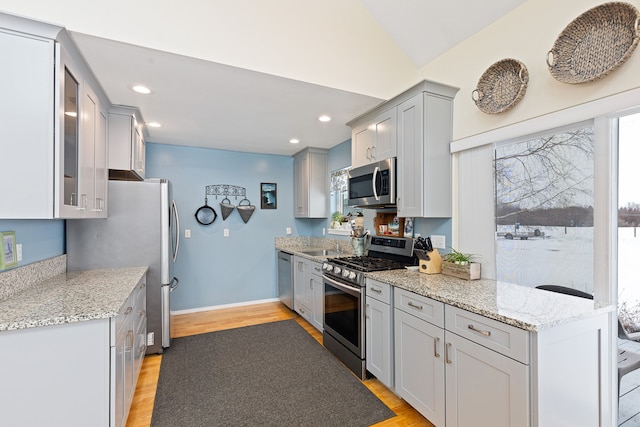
(472, 58), (529, 114)
(547, 2), (640, 84)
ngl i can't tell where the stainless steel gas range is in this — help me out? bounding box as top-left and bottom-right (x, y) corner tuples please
(322, 236), (416, 379)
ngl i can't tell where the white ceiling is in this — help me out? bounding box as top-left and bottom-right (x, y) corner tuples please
(69, 0), (525, 156)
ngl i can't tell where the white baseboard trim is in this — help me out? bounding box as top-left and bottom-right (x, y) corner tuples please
(170, 297), (281, 315)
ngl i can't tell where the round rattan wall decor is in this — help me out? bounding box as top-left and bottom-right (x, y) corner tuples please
(547, 2), (640, 84)
(472, 58), (529, 114)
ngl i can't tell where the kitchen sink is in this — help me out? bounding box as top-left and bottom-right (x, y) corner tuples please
(300, 249), (341, 257)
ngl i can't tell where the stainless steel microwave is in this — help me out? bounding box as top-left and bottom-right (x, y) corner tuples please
(348, 158), (396, 207)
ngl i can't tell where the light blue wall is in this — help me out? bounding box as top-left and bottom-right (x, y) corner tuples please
(146, 142), (334, 311)
(0, 220), (64, 269)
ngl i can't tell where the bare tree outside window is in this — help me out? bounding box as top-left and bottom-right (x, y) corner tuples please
(494, 126), (595, 292)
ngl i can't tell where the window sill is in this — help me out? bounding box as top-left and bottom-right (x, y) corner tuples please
(327, 228), (351, 236)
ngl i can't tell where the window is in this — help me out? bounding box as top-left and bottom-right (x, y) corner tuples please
(494, 124), (595, 292)
(618, 112), (640, 329)
(328, 167), (356, 234)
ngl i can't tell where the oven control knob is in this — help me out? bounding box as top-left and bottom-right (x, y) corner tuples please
(322, 263), (329, 270)
(334, 267), (341, 275)
(348, 271), (357, 280)
(342, 269), (350, 278)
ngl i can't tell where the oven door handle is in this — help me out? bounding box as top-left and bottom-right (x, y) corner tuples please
(323, 274), (362, 297)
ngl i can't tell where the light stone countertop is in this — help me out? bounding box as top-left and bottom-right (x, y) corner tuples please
(366, 269), (613, 331)
(275, 238), (613, 332)
(0, 267), (148, 331)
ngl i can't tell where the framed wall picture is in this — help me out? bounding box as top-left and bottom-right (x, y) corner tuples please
(260, 183), (277, 209)
(0, 231), (17, 270)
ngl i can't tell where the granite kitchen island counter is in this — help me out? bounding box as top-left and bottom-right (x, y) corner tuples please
(0, 267), (148, 331)
(366, 269), (613, 331)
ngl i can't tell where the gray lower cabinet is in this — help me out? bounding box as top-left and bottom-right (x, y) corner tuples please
(394, 287), (526, 427)
(365, 279), (394, 388)
(393, 287), (609, 427)
(293, 256), (323, 331)
(394, 288), (446, 426)
(0, 276), (146, 427)
(113, 278), (147, 427)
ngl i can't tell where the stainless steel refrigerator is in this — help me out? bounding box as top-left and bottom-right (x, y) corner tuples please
(66, 179), (180, 354)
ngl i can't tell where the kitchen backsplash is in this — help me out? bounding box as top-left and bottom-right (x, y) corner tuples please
(0, 255), (66, 302)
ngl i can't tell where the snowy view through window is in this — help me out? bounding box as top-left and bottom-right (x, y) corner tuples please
(618, 112), (640, 328)
(494, 126), (595, 293)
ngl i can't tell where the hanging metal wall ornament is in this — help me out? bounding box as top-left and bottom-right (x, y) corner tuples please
(203, 184), (256, 223)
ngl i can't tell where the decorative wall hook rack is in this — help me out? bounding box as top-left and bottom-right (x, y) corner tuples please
(205, 184), (246, 199)
(200, 184), (256, 223)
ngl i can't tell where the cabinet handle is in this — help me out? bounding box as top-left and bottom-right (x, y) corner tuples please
(366, 147), (371, 160)
(125, 331), (134, 352)
(139, 282), (146, 289)
(79, 194), (88, 210)
(365, 303), (370, 319)
(139, 309), (146, 317)
(309, 278), (313, 289)
(445, 342), (452, 364)
(124, 306), (133, 315)
(314, 267), (321, 272)
(370, 287), (382, 294)
(92, 197), (104, 212)
(370, 145), (376, 159)
(408, 301), (423, 311)
(468, 324), (491, 337)
(434, 337), (440, 358)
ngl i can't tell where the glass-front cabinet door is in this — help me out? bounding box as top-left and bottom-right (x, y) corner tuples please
(56, 45), (82, 218)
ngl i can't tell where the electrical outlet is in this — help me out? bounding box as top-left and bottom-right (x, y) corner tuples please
(184, 229), (191, 238)
(224, 229), (229, 237)
(16, 244), (22, 262)
(286, 227), (292, 235)
(147, 332), (154, 346)
(430, 235), (446, 249)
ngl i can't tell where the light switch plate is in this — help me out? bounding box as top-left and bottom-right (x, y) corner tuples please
(184, 229), (191, 238)
(430, 235), (446, 249)
(224, 229), (229, 237)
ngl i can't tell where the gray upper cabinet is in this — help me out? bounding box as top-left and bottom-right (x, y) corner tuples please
(348, 80), (458, 218)
(397, 90), (455, 218)
(351, 108), (397, 168)
(293, 147), (328, 218)
(108, 106), (146, 181)
(0, 13), (109, 219)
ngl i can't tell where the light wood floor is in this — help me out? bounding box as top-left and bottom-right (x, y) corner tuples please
(126, 301), (434, 427)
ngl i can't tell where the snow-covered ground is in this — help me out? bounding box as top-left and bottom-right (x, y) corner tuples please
(496, 225), (640, 307)
(496, 226), (594, 292)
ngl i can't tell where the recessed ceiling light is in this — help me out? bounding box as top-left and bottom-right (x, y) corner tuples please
(318, 115), (331, 122)
(132, 85), (151, 94)
(289, 138), (300, 144)
(147, 122), (162, 128)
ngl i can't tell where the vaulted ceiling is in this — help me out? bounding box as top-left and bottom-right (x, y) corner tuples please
(2, 0), (526, 155)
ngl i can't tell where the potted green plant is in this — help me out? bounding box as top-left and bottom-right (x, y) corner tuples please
(441, 248), (481, 280)
(331, 211), (342, 229)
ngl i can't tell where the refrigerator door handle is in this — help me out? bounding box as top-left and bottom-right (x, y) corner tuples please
(172, 200), (180, 262)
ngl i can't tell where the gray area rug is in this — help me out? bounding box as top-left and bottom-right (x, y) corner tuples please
(151, 319), (395, 426)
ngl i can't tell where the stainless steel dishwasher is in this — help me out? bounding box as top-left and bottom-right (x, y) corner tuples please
(277, 251), (293, 309)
